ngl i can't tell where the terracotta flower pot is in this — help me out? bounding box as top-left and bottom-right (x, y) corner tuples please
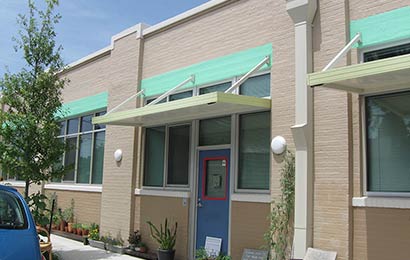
(78, 229), (83, 236)
(60, 220), (67, 231)
(72, 228), (77, 234)
(83, 229), (89, 236)
(67, 222), (73, 233)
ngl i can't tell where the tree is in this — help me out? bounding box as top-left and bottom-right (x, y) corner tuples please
(0, 0), (67, 200)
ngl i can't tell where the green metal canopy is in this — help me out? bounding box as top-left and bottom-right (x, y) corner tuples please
(307, 54), (410, 94)
(92, 92), (271, 127)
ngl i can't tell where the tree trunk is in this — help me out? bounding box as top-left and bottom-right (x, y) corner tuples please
(24, 179), (30, 200)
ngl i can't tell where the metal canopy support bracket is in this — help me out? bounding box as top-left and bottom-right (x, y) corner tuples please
(224, 56), (270, 93)
(322, 33), (362, 71)
(106, 89), (145, 115)
(146, 75), (195, 106)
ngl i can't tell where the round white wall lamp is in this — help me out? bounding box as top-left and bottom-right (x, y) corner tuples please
(114, 149), (123, 162)
(271, 136), (287, 155)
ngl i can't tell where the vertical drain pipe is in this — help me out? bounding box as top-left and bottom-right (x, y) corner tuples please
(286, 0), (317, 259)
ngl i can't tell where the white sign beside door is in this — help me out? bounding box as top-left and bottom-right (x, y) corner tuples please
(205, 236), (222, 257)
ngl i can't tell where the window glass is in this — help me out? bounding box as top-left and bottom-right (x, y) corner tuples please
(239, 74), (270, 98)
(92, 131), (105, 184)
(77, 134), (92, 183)
(169, 91), (193, 101)
(204, 159), (227, 199)
(146, 98), (166, 105)
(199, 82), (231, 95)
(167, 125), (190, 185)
(59, 121), (66, 136)
(80, 115), (93, 132)
(67, 118), (79, 134)
(364, 42), (410, 62)
(143, 127), (165, 187)
(0, 191), (27, 229)
(94, 111), (106, 130)
(238, 112), (270, 190)
(63, 137), (77, 181)
(366, 92), (410, 192)
(199, 117), (231, 146)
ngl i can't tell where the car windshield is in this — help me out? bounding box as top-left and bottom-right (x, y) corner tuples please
(0, 190), (27, 229)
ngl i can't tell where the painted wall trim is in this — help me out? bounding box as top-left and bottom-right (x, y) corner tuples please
(231, 193), (271, 203)
(353, 196), (410, 209)
(44, 183), (102, 193)
(143, 0), (236, 36)
(350, 6), (410, 48)
(135, 188), (190, 198)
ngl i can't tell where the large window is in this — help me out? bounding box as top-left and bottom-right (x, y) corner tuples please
(57, 111), (106, 184)
(143, 124), (190, 187)
(366, 92), (410, 193)
(238, 111), (270, 190)
(364, 42), (410, 62)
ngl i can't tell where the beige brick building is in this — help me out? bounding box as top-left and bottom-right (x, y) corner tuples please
(4, 0), (410, 259)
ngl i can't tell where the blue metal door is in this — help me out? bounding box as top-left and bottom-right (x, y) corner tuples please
(196, 149), (230, 255)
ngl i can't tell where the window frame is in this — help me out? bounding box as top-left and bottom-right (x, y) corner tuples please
(56, 110), (106, 185)
(359, 38), (410, 63)
(362, 90), (410, 197)
(141, 122), (192, 190)
(234, 111), (271, 194)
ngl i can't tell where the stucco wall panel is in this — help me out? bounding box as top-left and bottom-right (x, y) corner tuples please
(230, 202), (270, 260)
(353, 207), (410, 260)
(140, 196), (189, 260)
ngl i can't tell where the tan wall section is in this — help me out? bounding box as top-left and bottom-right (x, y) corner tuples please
(230, 202), (270, 260)
(142, 0), (275, 79)
(99, 32), (142, 241)
(44, 189), (101, 224)
(312, 1), (351, 260)
(140, 196), (189, 260)
(353, 207), (410, 260)
(60, 53), (111, 103)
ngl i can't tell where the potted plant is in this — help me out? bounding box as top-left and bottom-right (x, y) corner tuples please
(82, 224), (90, 236)
(104, 234), (125, 254)
(88, 226), (104, 250)
(147, 218), (177, 260)
(137, 241), (148, 253)
(196, 248), (232, 260)
(52, 214), (60, 230)
(77, 223), (83, 236)
(128, 231), (141, 251)
(63, 199), (74, 233)
(72, 223), (78, 235)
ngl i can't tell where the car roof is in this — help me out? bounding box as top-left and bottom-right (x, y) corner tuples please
(0, 184), (18, 192)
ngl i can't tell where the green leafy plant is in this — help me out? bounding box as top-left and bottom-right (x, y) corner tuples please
(147, 218), (177, 250)
(128, 230), (142, 246)
(196, 248), (231, 260)
(62, 199), (74, 222)
(101, 233), (124, 246)
(89, 227), (100, 241)
(264, 151), (295, 260)
(27, 192), (49, 227)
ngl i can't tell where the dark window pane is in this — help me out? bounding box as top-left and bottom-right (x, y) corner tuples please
(80, 115), (93, 132)
(0, 191), (27, 230)
(94, 111), (106, 130)
(199, 82), (231, 95)
(92, 132), (105, 184)
(59, 121), (66, 136)
(167, 125), (190, 185)
(366, 92), (410, 192)
(364, 42), (410, 62)
(77, 134), (92, 183)
(67, 118), (79, 134)
(199, 117), (231, 146)
(143, 127), (165, 187)
(146, 98), (166, 105)
(64, 137), (77, 181)
(238, 112), (270, 190)
(239, 74), (270, 97)
(51, 138), (64, 182)
(169, 91), (193, 101)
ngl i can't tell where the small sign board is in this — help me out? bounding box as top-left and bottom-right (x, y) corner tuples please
(304, 248), (337, 260)
(205, 236), (222, 257)
(242, 249), (269, 260)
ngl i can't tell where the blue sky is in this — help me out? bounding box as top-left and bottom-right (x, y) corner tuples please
(0, 0), (210, 76)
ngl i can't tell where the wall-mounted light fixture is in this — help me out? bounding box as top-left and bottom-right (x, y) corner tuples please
(114, 149), (123, 162)
(271, 136), (287, 155)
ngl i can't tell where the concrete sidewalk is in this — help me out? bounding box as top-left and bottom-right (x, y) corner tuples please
(52, 234), (144, 260)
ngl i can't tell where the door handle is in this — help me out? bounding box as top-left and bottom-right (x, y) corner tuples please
(197, 198), (203, 208)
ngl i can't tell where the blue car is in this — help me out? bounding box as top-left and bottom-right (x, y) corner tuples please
(0, 185), (42, 260)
